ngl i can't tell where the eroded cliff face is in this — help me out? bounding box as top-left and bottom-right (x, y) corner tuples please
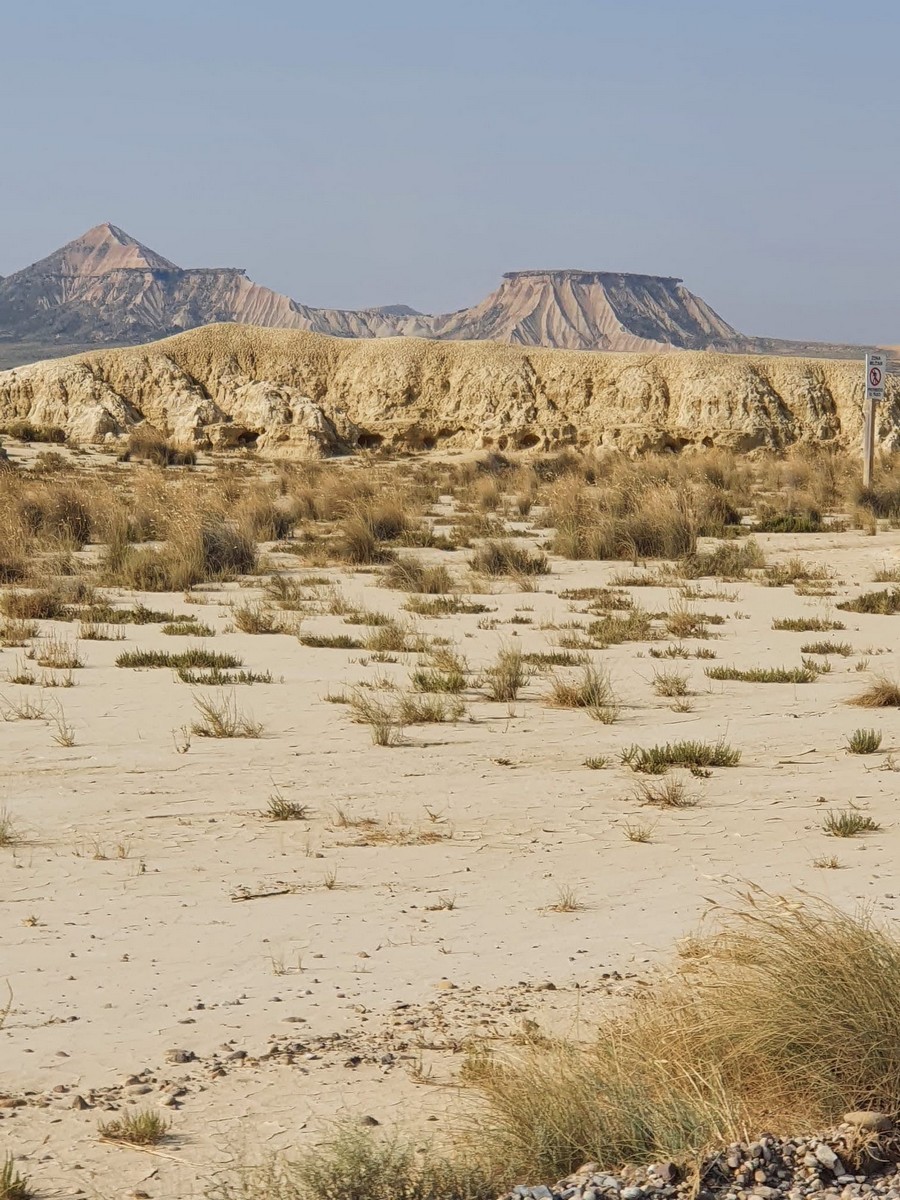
(0, 323), (892, 459)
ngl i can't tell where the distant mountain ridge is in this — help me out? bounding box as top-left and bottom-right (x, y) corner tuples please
(0, 223), (879, 365)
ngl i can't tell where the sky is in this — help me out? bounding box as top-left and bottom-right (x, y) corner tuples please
(1, 0), (898, 344)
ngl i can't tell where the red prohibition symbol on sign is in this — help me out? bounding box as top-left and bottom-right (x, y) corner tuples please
(870, 367), (883, 388)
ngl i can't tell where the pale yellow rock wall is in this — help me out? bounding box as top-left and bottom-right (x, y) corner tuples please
(0, 323), (894, 457)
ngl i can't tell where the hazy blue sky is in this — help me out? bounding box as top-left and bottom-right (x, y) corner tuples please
(1, 0), (898, 343)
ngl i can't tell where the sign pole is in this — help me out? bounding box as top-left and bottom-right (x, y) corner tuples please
(863, 396), (875, 490)
(863, 352), (886, 491)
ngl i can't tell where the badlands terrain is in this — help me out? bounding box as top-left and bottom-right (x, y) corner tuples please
(0, 223), (876, 366)
(1, 323), (898, 457)
(5, 434), (900, 1199)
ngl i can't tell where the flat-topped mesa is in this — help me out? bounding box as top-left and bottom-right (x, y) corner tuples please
(502, 269), (684, 284)
(0, 223), (887, 363)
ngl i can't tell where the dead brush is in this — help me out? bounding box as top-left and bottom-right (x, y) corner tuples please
(0, 619), (37, 647)
(545, 665), (616, 714)
(32, 636), (83, 670)
(381, 555), (452, 594)
(851, 676), (900, 708)
(396, 692), (465, 724)
(346, 689), (405, 746)
(0, 587), (66, 621)
(634, 778), (699, 808)
(264, 787), (309, 821)
(363, 619), (427, 654)
(189, 690), (263, 739)
(231, 602), (290, 634)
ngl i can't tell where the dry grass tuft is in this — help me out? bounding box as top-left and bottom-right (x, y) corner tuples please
(851, 676), (900, 708)
(470, 540), (548, 578)
(190, 691), (263, 739)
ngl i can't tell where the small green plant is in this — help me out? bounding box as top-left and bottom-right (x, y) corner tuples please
(838, 588), (900, 615)
(800, 640), (852, 656)
(846, 728), (883, 755)
(706, 664), (818, 683)
(403, 595), (492, 617)
(176, 667), (274, 685)
(583, 756), (608, 769)
(117, 648), (242, 670)
(161, 620), (215, 636)
(772, 616), (846, 632)
(265, 787), (308, 820)
(98, 1107), (170, 1145)
(653, 668), (689, 697)
(622, 739), (740, 772)
(299, 632), (363, 649)
(0, 1154), (31, 1200)
(190, 690), (263, 739)
(821, 808), (881, 837)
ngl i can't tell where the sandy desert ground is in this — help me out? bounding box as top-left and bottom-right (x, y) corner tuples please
(3, 443), (900, 1199)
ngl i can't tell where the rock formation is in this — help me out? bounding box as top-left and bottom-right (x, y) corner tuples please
(0, 322), (893, 458)
(0, 224), (875, 365)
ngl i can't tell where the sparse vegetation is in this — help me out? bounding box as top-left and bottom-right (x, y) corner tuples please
(470, 540), (548, 577)
(98, 1107), (171, 1145)
(772, 616), (845, 632)
(838, 587), (900, 615)
(846, 728), (883, 754)
(706, 664), (818, 684)
(852, 676), (900, 708)
(0, 1154), (31, 1200)
(821, 809), (881, 837)
(483, 645), (530, 702)
(622, 739), (740, 772)
(117, 648), (242, 670)
(190, 691), (263, 738)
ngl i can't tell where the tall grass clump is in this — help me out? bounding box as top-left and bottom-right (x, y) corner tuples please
(103, 512), (257, 591)
(483, 645), (530, 702)
(549, 477), (700, 561)
(851, 676), (900, 707)
(470, 540), (548, 577)
(462, 892), (900, 1181)
(211, 1127), (495, 1200)
(837, 588), (900, 615)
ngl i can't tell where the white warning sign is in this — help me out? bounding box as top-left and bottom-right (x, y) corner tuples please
(866, 352), (886, 403)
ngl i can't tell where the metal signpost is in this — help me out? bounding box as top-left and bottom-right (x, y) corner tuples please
(863, 352), (886, 489)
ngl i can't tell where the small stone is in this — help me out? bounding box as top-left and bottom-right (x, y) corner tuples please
(622, 1188), (644, 1200)
(358, 1114), (379, 1127)
(71, 1095), (91, 1110)
(751, 1189), (779, 1199)
(814, 1145), (843, 1173)
(165, 1049), (194, 1064)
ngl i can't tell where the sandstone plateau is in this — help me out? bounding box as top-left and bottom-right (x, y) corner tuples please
(0, 223), (876, 366)
(0, 322), (894, 457)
